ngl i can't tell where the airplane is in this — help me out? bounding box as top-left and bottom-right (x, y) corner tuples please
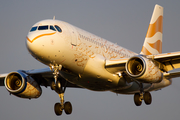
(0, 4), (180, 116)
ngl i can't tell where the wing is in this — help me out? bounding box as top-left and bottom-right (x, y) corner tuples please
(164, 71), (180, 79)
(0, 67), (81, 88)
(0, 73), (8, 86)
(106, 51), (180, 73)
(148, 51), (180, 71)
(105, 58), (129, 73)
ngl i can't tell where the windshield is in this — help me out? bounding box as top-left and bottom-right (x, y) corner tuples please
(30, 26), (37, 32)
(55, 25), (62, 32)
(50, 25), (56, 31)
(38, 25), (48, 30)
(30, 25), (62, 32)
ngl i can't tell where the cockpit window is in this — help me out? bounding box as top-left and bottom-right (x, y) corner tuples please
(50, 25), (56, 31)
(30, 25), (62, 32)
(38, 25), (48, 30)
(30, 26), (37, 32)
(55, 25), (62, 32)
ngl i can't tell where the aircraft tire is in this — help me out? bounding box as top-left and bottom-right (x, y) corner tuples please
(134, 93), (142, 106)
(54, 103), (63, 116)
(144, 92), (152, 105)
(64, 101), (72, 115)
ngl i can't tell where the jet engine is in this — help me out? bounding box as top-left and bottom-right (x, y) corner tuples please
(4, 71), (42, 99)
(125, 56), (163, 83)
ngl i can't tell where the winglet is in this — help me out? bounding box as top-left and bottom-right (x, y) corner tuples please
(140, 4), (163, 55)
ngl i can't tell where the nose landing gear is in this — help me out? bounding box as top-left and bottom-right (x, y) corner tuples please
(50, 65), (73, 116)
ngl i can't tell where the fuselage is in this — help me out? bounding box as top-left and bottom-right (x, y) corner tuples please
(26, 20), (136, 68)
(26, 19), (171, 94)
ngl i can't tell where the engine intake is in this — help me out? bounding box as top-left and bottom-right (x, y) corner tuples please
(126, 56), (163, 83)
(4, 71), (42, 99)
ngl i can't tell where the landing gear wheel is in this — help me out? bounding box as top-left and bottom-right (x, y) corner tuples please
(64, 101), (72, 115)
(144, 92), (152, 105)
(134, 93), (142, 106)
(54, 103), (63, 116)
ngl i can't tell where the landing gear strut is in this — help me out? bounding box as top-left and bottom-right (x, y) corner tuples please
(134, 83), (152, 106)
(50, 65), (73, 116)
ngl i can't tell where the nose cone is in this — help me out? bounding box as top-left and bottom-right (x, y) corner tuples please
(26, 31), (57, 54)
(26, 32), (44, 54)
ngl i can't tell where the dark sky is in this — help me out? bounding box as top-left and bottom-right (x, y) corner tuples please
(0, 0), (180, 120)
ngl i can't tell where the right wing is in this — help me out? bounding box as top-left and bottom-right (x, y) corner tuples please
(0, 67), (81, 88)
(26, 67), (82, 88)
(0, 73), (8, 86)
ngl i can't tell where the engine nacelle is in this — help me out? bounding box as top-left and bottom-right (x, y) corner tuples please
(4, 71), (42, 99)
(125, 56), (163, 83)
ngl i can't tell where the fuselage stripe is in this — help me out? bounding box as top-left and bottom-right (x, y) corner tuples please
(27, 32), (56, 43)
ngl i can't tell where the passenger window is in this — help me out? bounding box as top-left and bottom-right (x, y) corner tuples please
(38, 25), (48, 30)
(30, 26), (37, 32)
(50, 26), (56, 31)
(55, 25), (62, 32)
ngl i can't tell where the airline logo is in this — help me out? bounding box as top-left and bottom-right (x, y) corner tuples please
(141, 5), (163, 55)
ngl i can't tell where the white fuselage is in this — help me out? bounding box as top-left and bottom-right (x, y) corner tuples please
(26, 19), (171, 94)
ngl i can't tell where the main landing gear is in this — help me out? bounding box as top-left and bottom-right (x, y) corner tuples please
(134, 83), (152, 106)
(50, 65), (73, 116)
(54, 93), (72, 116)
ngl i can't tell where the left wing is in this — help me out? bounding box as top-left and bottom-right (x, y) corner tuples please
(164, 71), (180, 79)
(147, 51), (180, 71)
(105, 52), (180, 73)
(105, 51), (180, 79)
(105, 58), (129, 73)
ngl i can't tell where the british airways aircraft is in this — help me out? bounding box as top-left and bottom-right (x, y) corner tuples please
(0, 4), (179, 116)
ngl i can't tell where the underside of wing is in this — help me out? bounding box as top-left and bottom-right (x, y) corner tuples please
(0, 73), (8, 86)
(105, 58), (129, 73)
(26, 68), (82, 88)
(164, 71), (180, 79)
(0, 68), (81, 88)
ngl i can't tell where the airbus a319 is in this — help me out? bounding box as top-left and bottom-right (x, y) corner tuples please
(1, 4), (179, 116)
